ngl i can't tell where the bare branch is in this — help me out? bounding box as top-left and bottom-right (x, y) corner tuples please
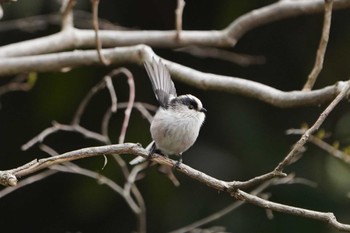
(0, 0), (349, 57)
(229, 170), (287, 190)
(303, 0), (334, 91)
(275, 80), (350, 172)
(175, 0), (185, 40)
(1, 143), (349, 231)
(116, 69), (135, 144)
(91, 0), (110, 65)
(0, 73), (35, 96)
(0, 170), (58, 198)
(169, 175), (283, 233)
(22, 102), (153, 151)
(0, 11), (124, 33)
(124, 163), (149, 199)
(0, 5), (3, 20)
(232, 189), (350, 232)
(287, 129), (350, 164)
(21, 67), (139, 151)
(224, 0), (346, 46)
(101, 75), (117, 138)
(61, 0), (76, 30)
(49, 160), (146, 232)
(170, 174), (309, 233)
(71, 77), (106, 125)
(0, 45), (346, 108)
(104, 76), (117, 112)
(132, 102), (157, 123)
(175, 46), (266, 66)
(21, 121), (109, 151)
(4, 143), (146, 182)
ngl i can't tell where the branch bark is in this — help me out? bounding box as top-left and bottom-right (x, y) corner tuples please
(0, 0), (349, 57)
(303, 0), (334, 90)
(1, 142), (349, 231)
(233, 189), (350, 232)
(0, 45), (346, 108)
(0, 78), (349, 229)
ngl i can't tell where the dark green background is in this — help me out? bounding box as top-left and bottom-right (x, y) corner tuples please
(0, 0), (350, 232)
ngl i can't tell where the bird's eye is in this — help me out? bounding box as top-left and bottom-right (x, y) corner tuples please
(188, 105), (194, 110)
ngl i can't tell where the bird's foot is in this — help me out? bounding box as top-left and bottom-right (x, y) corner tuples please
(173, 154), (183, 169)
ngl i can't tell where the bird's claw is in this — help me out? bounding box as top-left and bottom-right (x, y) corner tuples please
(173, 156), (182, 169)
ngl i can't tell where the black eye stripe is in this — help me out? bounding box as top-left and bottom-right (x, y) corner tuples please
(171, 96), (199, 110)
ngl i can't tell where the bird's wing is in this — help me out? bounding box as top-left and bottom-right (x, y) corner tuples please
(144, 58), (177, 108)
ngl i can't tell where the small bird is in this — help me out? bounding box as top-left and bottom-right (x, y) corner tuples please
(130, 58), (206, 165)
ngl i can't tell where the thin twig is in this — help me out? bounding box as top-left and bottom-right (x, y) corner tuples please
(100, 75), (117, 139)
(124, 163), (148, 233)
(170, 175), (306, 233)
(0, 11), (125, 33)
(175, 0), (185, 40)
(21, 121), (109, 151)
(229, 170), (286, 190)
(0, 170), (58, 199)
(103, 68), (145, 233)
(0, 5), (3, 20)
(309, 136), (350, 163)
(303, 0), (334, 91)
(124, 163), (149, 199)
(0, 73), (34, 96)
(101, 108), (114, 140)
(232, 189), (350, 232)
(51, 164), (142, 214)
(61, 0), (76, 30)
(91, 0), (110, 65)
(104, 76), (118, 113)
(175, 46), (266, 66)
(275, 80), (350, 172)
(72, 79), (106, 125)
(117, 69), (135, 144)
(287, 129), (350, 164)
(23, 69), (138, 151)
(131, 184), (147, 233)
(22, 102), (154, 151)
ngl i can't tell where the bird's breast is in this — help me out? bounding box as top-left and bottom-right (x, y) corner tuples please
(150, 109), (204, 155)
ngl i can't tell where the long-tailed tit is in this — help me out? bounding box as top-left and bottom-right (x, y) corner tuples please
(130, 58), (206, 165)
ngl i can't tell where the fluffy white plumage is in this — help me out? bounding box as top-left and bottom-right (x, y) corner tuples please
(130, 58), (206, 165)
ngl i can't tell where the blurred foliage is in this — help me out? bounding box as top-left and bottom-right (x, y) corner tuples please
(0, 0), (350, 233)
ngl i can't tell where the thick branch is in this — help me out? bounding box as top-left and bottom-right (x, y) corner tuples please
(224, 0), (347, 45)
(0, 45), (345, 108)
(0, 0), (349, 57)
(4, 143), (145, 181)
(0, 143), (349, 231)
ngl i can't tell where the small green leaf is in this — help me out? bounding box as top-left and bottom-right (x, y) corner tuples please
(27, 72), (38, 87)
(316, 129), (326, 139)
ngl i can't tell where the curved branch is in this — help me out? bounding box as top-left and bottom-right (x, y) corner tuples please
(0, 45), (346, 108)
(0, 143), (349, 231)
(224, 0), (348, 45)
(5, 143), (145, 181)
(233, 189), (350, 232)
(0, 0), (349, 57)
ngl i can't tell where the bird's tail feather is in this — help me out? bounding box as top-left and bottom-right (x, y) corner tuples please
(129, 141), (154, 165)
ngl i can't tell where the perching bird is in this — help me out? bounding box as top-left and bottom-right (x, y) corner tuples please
(130, 58), (206, 165)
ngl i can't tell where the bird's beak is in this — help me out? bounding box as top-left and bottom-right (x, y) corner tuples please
(200, 107), (207, 113)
